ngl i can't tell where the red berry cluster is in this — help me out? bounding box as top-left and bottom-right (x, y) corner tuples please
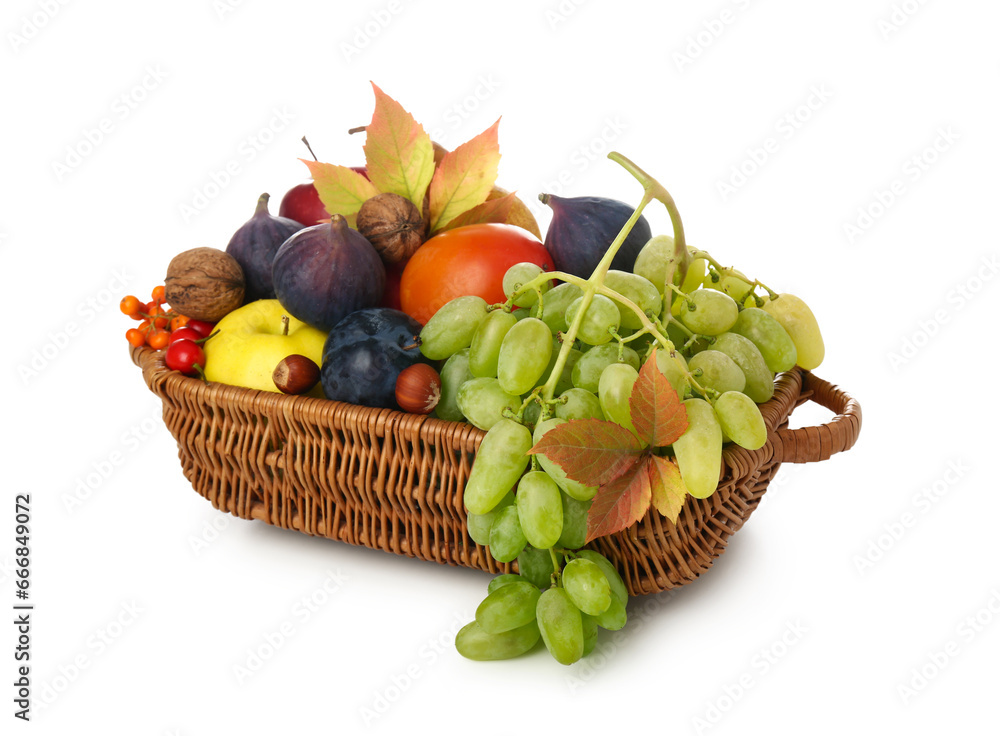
(121, 286), (216, 376)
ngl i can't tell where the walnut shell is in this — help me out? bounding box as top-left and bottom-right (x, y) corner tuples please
(356, 192), (427, 265)
(164, 247), (245, 322)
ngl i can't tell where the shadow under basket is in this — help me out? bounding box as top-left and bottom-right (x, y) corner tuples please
(131, 345), (861, 596)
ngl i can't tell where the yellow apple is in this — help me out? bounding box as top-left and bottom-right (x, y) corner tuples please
(203, 299), (328, 392)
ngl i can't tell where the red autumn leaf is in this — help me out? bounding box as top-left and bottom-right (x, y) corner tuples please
(586, 458), (652, 543)
(428, 118), (501, 232)
(648, 454), (688, 524)
(529, 351), (694, 542)
(437, 190), (517, 232)
(630, 347), (689, 448)
(363, 83), (435, 209)
(528, 418), (643, 488)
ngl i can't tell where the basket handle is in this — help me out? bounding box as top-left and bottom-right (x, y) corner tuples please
(775, 371), (862, 464)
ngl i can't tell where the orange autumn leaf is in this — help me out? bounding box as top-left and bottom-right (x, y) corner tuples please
(428, 118), (501, 232)
(437, 190), (517, 232)
(363, 82), (435, 210)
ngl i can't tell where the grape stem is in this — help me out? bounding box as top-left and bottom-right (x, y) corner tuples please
(508, 153), (705, 403)
(607, 152), (690, 321)
(691, 249), (779, 302)
(549, 548), (563, 586)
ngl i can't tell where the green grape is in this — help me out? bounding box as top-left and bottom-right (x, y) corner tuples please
(516, 546), (560, 589)
(678, 289), (739, 336)
(714, 391), (767, 450)
(503, 262), (550, 308)
(515, 471), (564, 550)
(419, 295), (489, 360)
(598, 362), (639, 436)
(557, 492), (591, 550)
(487, 573), (523, 594)
(435, 348), (473, 422)
(688, 350), (746, 395)
(761, 293), (825, 370)
(603, 270), (662, 330)
(489, 504), (527, 563)
(561, 558), (612, 616)
(581, 613), (599, 656)
(655, 348), (690, 400)
(530, 282), (582, 334)
(633, 235), (706, 296)
(681, 254), (708, 293)
(467, 491), (513, 546)
(592, 592), (627, 631)
(555, 387), (605, 421)
(704, 267), (755, 302)
(521, 399), (541, 428)
(536, 587), (584, 665)
(565, 294), (621, 346)
(710, 332), (774, 404)
(463, 419), (532, 515)
(455, 619), (540, 661)
(456, 377), (521, 431)
(729, 308), (797, 373)
(574, 550), (628, 605)
(532, 418), (598, 501)
(497, 317), (553, 395)
(672, 398), (723, 499)
(469, 309), (518, 378)
(476, 579), (541, 633)
(572, 343), (640, 393)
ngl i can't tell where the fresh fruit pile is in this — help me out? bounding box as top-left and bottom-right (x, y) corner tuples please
(124, 84), (827, 667)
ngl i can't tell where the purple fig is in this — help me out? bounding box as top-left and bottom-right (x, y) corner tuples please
(272, 215), (386, 332)
(539, 193), (652, 279)
(225, 193), (305, 302)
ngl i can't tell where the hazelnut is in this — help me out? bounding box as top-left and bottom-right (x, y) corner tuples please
(356, 192), (427, 265)
(165, 247), (245, 322)
(272, 354), (321, 395)
(394, 363), (441, 414)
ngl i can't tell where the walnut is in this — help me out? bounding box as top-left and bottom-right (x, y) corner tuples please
(356, 192), (427, 265)
(164, 247), (245, 322)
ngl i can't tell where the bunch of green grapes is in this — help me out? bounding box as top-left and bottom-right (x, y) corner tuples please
(416, 145), (827, 664)
(418, 247), (825, 663)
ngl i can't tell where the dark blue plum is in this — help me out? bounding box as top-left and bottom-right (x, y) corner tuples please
(320, 308), (428, 409)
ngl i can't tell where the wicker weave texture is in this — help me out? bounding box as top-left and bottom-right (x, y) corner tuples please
(131, 346), (860, 596)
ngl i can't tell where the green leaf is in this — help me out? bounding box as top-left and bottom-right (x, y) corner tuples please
(363, 83), (436, 210)
(528, 418), (643, 489)
(301, 158), (379, 228)
(630, 348), (689, 448)
(648, 455), (687, 524)
(428, 118), (501, 232)
(586, 457), (652, 543)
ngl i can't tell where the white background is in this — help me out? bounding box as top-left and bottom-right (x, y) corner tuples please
(3, 0), (998, 733)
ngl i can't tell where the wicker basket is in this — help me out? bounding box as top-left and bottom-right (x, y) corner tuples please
(131, 345), (861, 596)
